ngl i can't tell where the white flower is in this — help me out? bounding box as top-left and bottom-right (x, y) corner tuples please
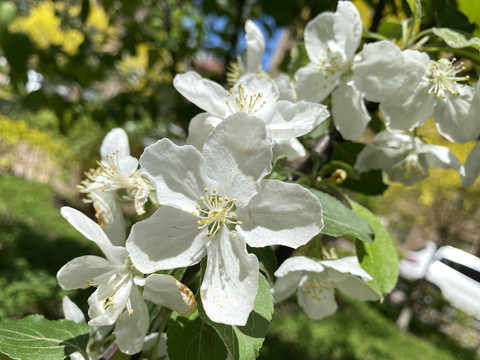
(294, 1), (405, 140)
(174, 71), (329, 160)
(62, 296), (86, 324)
(57, 207), (195, 355)
(244, 19), (265, 74)
(126, 113), (324, 326)
(461, 140), (480, 187)
(80, 128), (150, 240)
(354, 130), (462, 185)
(380, 51), (480, 143)
(271, 256), (379, 320)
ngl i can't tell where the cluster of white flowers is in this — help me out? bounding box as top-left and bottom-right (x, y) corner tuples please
(58, 1), (480, 357)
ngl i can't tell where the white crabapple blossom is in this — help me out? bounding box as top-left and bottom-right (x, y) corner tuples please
(57, 207), (195, 355)
(461, 139), (480, 187)
(126, 113), (324, 326)
(271, 256), (379, 320)
(174, 70), (329, 160)
(79, 128), (150, 244)
(294, 1), (405, 141)
(354, 130), (462, 186)
(241, 20), (298, 104)
(244, 19), (265, 75)
(379, 50), (480, 143)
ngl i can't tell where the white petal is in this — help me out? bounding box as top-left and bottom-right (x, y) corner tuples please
(200, 230), (259, 326)
(274, 73), (297, 102)
(352, 41), (405, 102)
(116, 156), (139, 177)
(202, 113), (273, 205)
(265, 100), (330, 140)
(354, 145), (405, 173)
(333, 1), (362, 59)
(274, 256), (325, 278)
(294, 63), (340, 103)
(237, 179), (323, 248)
(462, 141), (480, 187)
(273, 138), (306, 161)
(305, 11), (349, 64)
(417, 143), (462, 172)
(245, 20), (265, 73)
(186, 113), (223, 151)
(433, 87), (480, 143)
(336, 276), (380, 301)
(94, 191), (126, 247)
(57, 255), (117, 290)
(99, 128), (138, 176)
(319, 256), (373, 281)
(88, 277), (133, 326)
(60, 207), (126, 265)
(140, 139), (217, 212)
(173, 71), (228, 117)
(384, 161), (427, 185)
(380, 83), (434, 130)
(62, 296), (86, 323)
(271, 272), (305, 303)
(143, 274), (195, 315)
(126, 206), (207, 273)
(298, 280), (338, 320)
(331, 82), (371, 141)
(114, 285), (150, 355)
(101, 128), (130, 160)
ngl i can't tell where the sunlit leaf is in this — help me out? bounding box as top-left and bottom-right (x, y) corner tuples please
(198, 274), (274, 360)
(0, 315), (89, 360)
(167, 308), (227, 360)
(350, 200), (399, 297)
(309, 188), (373, 243)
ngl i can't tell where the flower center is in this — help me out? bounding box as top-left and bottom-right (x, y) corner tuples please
(79, 151), (150, 215)
(301, 274), (336, 301)
(314, 46), (348, 77)
(427, 58), (469, 98)
(192, 187), (242, 238)
(83, 151), (138, 191)
(225, 84), (266, 116)
(397, 152), (425, 177)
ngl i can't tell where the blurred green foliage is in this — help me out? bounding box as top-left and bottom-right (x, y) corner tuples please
(0, 0), (479, 358)
(0, 175), (99, 320)
(261, 296), (480, 360)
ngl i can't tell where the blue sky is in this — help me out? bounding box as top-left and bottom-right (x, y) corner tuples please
(202, 14), (284, 72)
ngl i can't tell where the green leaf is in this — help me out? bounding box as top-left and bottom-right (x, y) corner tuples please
(432, 27), (480, 49)
(198, 274), (274, 360)
(247, 246), (278, 285)
(0, 315), (89, 360)
(457, 0), (480, 36)
(309, 188), (373, 243)
(287, 43), (309, 76)
(349, 200), (399, 297)
(167, 309), (227, 360)
(377, 21), (403, 40)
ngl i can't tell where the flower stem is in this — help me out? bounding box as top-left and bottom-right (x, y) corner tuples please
(150, 307), (171, 360)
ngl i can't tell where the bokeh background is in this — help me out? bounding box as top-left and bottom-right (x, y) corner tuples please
(1, 0), (480, 358)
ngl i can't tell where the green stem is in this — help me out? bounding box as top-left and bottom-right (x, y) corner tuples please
(150, 307), (172, 360)
(422, 46), (480, 63)
(409, 28), (434, 46)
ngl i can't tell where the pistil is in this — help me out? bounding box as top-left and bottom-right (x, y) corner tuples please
(192, 187), (242, 237)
